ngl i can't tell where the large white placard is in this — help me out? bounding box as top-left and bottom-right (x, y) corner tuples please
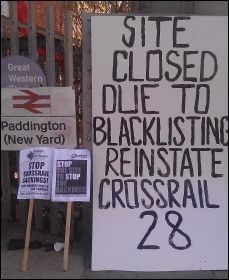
(91, 15), (228, 271)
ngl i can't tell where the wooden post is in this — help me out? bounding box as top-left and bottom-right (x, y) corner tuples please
(63, 201), (72, 271)
(22, 198), (34, 272)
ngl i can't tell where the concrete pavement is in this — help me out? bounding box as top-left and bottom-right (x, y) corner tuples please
(1, 221), (228, 279)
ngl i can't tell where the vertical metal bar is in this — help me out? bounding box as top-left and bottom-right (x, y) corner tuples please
(10, 2), (30, 228)
(64, 10), (73, 86)
(27, 1), (37, 61)
(3, 1), (20, 229)
(82, 14), (92, 153)
(17, 151), (28, 225)
(64, 9), (75, 241)
(27, 1), (43, 230)
(1, 151), (11, 227)
(1, 20), (7, 58)
(45, 5), (58, 235)
(45, 5), (56, 86)
(10, 0), (28, 225)
(82, 13), (93, 253)
(9, 1), (19, 55)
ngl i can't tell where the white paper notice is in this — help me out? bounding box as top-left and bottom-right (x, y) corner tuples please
(18, 147), (54, 200)
(51, 149), (91, 202)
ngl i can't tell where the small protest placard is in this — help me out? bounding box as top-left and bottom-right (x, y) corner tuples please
(17, 147), (91, 272)
(51, 149), (91, 202)
(18, 147), (54, 200)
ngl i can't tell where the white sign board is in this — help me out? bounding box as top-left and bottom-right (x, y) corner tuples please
(18, 147), (54, 200)
(51, 149), (91, 202)
(1, 87), (77, 150)
(91, 15), (228, 271)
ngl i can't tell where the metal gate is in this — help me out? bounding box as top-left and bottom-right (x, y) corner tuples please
(1, 1), (81, 240)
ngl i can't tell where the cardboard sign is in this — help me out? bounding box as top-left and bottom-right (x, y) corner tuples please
(91, 15), (228, 271)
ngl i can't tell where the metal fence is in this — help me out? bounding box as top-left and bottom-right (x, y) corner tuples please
(1, 1), (82, 240)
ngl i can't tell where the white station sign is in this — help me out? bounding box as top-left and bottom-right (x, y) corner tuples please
(1, 87), (77, 150)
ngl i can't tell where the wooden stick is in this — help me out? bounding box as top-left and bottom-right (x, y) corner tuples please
(22, 198), (34, 272)
(63, 201), (72, 272)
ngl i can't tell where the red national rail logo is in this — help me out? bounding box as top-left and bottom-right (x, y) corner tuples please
(12, 89), (51, 114)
